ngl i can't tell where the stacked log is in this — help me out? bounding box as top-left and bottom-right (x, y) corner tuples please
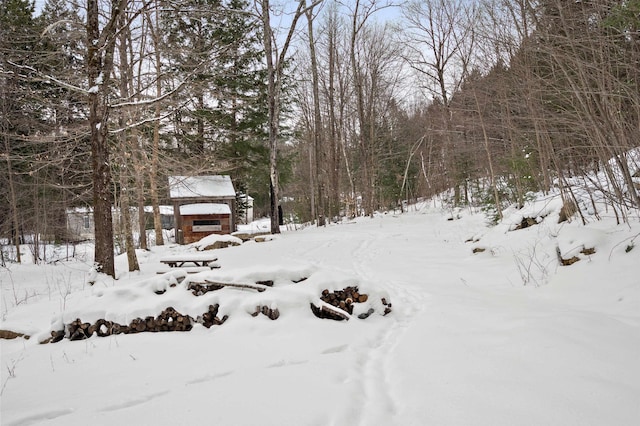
(251, 305), (280, 320)
(319, 286), (367, 315)
(67, 319), (93, 341)
(311, 286), (392, 320)
(54, 307), (197, 343)
(197, 304), (228, 328)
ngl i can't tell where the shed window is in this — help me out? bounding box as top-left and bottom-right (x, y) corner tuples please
(192, 219), (222, 232)
(193, 220), (220, 226)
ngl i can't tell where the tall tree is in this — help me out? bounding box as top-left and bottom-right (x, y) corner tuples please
(211, 0), (269, 207)
(161, 0), (224, 157)
(257, 0), (319, 233)
(1, 0), (42, 262)
(86, 0), (127, 277)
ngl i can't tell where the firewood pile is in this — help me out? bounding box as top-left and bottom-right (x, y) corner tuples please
(39, 280), (392, 343)
(49, 307), (199, 343)
(310, 286), (391, 321)
(321, 286), (367, 314)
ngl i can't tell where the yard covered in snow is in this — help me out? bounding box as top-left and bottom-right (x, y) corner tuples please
(1, 192), (639, 426)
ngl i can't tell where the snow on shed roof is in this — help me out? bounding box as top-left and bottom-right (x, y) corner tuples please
(179, 203), (231, 216)
(169, 175), (235, 199)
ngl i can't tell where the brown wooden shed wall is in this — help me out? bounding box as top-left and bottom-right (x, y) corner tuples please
(181, 213), (232, 244)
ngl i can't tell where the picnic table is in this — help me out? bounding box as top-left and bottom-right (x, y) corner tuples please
(159, 253), (219, 268)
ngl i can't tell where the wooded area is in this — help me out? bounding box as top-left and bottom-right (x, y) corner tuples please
(2, 0), (639, 276)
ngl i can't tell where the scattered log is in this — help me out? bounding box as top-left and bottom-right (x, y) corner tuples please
(51, 329), (65, 343)
(0, 330), (29, 340)
(514, 217), (538, 230)
(358, 308), (375, 320)
(197, 305), (228, 328)
(580, 247), (596, 255)
(556, 246), (581, 266)
(561, 256), (580, 266)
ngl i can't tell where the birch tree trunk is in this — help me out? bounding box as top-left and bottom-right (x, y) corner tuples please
(147, 0), (165, 245)
(258, 0), (317, 233)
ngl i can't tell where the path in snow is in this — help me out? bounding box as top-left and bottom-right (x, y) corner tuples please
(281, 211), (640, 425)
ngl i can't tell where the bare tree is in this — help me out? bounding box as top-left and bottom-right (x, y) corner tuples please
(400, 0), (477, 205)
(257, 0), (321, 233)
(145, 0), (165, 246)
(86, 0), (129, 277)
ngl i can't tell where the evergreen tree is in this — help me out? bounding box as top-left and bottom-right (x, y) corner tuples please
(161, 0), (271, 214)
(211, 0), (269, 211)
(37, 0), (91, 241)
(1, 0), (43, 257)
(161, 0), (225, 156)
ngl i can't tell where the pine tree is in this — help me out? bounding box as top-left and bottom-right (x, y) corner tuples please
(1, 0), (43, 260)
(161, 0), (224, 156)
(211, 0), (269, 211)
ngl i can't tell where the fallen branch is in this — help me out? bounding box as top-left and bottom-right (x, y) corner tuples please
(204, 280), (267, 293)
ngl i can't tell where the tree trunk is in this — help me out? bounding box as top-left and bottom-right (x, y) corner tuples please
(135, 161), (148, 250)
(149, 0), (164, 245)
(306, 4), (325, 225)
(116, 8), (139, 272)
(86, 0), (125, 277)
(3, 133), (21, 263)
(260, 0), (311, 233)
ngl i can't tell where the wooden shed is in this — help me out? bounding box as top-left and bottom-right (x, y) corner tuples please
(168, 175), (236, 244)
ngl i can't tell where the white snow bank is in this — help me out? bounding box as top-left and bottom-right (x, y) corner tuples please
(190, 233), (243, 251)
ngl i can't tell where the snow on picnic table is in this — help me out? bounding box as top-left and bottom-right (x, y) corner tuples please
(1, 196), (640, 426)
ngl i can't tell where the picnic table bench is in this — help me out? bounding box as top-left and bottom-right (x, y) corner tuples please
(159, 253), (219, 268)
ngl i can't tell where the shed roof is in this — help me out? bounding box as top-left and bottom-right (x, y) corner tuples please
(179, 203), (231, 216)
(169, 175), (235, 199)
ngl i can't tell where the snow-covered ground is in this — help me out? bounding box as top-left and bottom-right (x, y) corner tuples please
(1, 194), (639, 426)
